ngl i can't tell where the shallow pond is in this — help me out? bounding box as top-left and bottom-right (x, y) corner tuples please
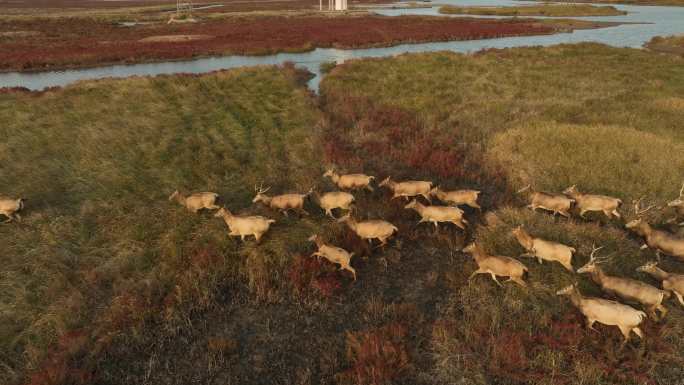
(1, 0), (682, 91)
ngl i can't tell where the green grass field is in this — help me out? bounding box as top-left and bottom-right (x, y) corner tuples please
(2, 43), (684, 385)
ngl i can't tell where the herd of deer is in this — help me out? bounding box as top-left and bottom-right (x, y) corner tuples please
(2, 173), (684, 346)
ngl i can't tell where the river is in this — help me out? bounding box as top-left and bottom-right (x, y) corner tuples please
(0, 0), (682, 91)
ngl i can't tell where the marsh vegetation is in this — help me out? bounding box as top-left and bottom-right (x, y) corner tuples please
(2, 42), (684, 385)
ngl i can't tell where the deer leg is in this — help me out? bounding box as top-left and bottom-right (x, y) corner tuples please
(254, 233), (262, 243)
(489, 273), (503, 287)
(631, 327), (644, 340)
(365, 185), (374, 192)
(2, 214), (12, 223)
(454, 221), (466, 230)
(282, 210), (289, 217)
(14, 213), (21, 221)
(299, 208), (310, 216)
(510, 277), (526, 287)
(586, 319), (597, 332)
(468, 269), (484, 282)
(646, 307), (659, 321)
(240, 235), (245, 242)
(579, 210), (587, 218)
(563, 262), (574, 272)
(611, 209), (621, 219)
(640, 244), (649, 250)
(559, 210), (571, 218)
(325, 209), (334, 218)
(673, 292), (684, 306)
(656, 304), (668, 319)
(422, 193), (432, 203)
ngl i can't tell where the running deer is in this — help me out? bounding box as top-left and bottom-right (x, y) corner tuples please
(556, 284), (646, 346)
(0, 197), (26, 223)
(169, 190), (220, 213)
(323, 169), (375, 191)
(404, 200), (467, 230)
(517, 185), (574, 218)
(511, 226), (575, 271)
(626, 198), (684, 261)
(379, 177), (432, 202)
(337, 214), (398, 246)
(577, 245), (669, 320)
(666, 182), (684, 225)
(462, 242), (528, 287)
(314, 190), (355, 218)
(308, 234), (356, 280)
(637, 261), (684, 307)
(214, 208), (275, 243)
(562, 185), (622, 219)
(429, 187), (481, 210)
(252, 184), (312, 216)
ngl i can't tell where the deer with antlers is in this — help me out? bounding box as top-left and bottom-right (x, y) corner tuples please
(556, 284), (646, 346)
(308, 234), (356, 280)
(511, 226), (575, 271)
(625, 198), (684, 261)
(517, 185), (574, 218)
(462, 242), (528, 287)
(252, 184), (312, 216)
(562, 185), (622, 219)
(637, 261), (684, 307)
(379, 177), (432, 203)
(577, 245), (670, 321)
(666, 182), (684, 226)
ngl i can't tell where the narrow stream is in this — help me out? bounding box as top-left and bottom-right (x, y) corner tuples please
(1, 0), (683, 92)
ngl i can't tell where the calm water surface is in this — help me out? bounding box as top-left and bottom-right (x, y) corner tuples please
(1, 0), (683, 91)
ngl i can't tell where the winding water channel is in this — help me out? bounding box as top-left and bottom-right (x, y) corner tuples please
(1, 0), (683, 91)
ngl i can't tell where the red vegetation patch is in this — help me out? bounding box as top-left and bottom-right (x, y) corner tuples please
(321, 96), (513, 206)
(288, 254), (346, 297)
(432, 313), (662, 385)
(0, 16), (554, 71)
(337, 322), (411, 385)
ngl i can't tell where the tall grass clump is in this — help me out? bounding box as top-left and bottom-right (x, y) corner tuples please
(487, 123), (684, 202)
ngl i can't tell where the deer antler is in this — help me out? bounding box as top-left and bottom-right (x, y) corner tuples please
(589, 243), (605, 262)
(679, 182), (684, 198)
(516, 184), (531, 194)
(255, 183), (271, 194)
(632, 196), (655, 217)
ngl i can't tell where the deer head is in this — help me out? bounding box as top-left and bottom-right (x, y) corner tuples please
(625, 197), (656, 228)
(576, 244), (609, 274)
(252, 184), (271, 203)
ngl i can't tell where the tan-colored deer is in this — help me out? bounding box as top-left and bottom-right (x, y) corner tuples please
(429, 187), (481, 210)
(562, 185), (622, 219)
(323, 169), (375, 191)
(404, 200), (467, 230)
(666, 182), (684, 226)
(314, 191), (355, 218)
(637, 261), (684, 307)
(556, 284), (646, 346)
(626, 198), (684, 261)
(511, 226), (575, 271)
(169, 190), (220, 213)
(379, 177), (432, 202)
(337, 214), (398, 246)
(577, 245), (669, 320)
(214, 207), (275, 243)
(308, 234), (356, 280)
(252, 184), (312, 216)
(462, 242), (527, 287)
(0, 197), (26, 223)
(517, 185), (574, 218)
